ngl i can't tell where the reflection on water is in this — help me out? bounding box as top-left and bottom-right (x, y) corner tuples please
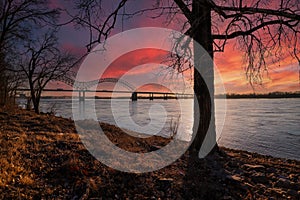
(21, 98), (300, 160)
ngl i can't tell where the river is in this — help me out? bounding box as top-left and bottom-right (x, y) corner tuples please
(20, 98), (299, 160)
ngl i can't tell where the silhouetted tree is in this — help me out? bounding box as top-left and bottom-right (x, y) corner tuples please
(0, 0), (59, 106)
(71, 0), (300, 157)
(17, 30), (77, 113)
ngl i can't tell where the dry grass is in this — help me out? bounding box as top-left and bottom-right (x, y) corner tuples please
(0, 108), (182, 199)
(0, 107), (299, 199)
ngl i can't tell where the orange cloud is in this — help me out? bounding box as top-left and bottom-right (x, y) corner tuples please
(215, 41), (300, 94)
(102, 48), (169, 78)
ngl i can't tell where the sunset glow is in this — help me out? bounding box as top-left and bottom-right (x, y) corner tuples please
(46, 0), (299, 94)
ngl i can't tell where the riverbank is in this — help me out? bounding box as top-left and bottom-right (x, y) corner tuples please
(0, 108), (299, 199)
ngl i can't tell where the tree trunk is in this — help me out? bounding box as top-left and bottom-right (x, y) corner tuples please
(26, 97), (32, 110)
(30, 87), (40, 114)
(189, 0), (217, 158)
(32, 95), (40, 114)
(0, 77), (9, 107)
(0, 88), (7, 106)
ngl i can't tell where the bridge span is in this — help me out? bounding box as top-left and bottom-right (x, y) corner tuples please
(17, 76), (193, 101)
(17, 88), (193, 101)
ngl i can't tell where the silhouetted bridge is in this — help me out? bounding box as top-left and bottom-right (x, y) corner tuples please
(17, 76), (193, 101)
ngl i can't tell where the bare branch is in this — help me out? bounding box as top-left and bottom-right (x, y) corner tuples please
(17, 30), (79, 113)
(213, 19), (298, 40)
(173, 0), (193, 22)
(215, 5), (300, 21)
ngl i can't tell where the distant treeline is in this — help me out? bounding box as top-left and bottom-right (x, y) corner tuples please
(216, 91), (300, 99)
(33, 91), (300, 99)
(39, 96), (184, 100)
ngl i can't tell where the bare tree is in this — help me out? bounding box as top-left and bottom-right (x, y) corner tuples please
(17, 30), (78, 114)
(0, 0), (59, 51)
(70, 0), (300, 157)
(0, 0), (59, 106)
(0, 50), (24, 106)
(0, 51), (12, 106)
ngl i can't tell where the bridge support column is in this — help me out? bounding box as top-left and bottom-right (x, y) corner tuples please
(131, 92), (137, 101)
(149, 93), (154, 100)
(163, 93), (168, 100)
(79, 90), (85, 102)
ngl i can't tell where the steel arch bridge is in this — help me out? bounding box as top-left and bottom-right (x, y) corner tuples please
(55, 76), (135, 91)
(17, 75), (193, 101)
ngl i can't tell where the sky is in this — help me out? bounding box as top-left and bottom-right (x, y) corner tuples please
(47, 0), (300, 94)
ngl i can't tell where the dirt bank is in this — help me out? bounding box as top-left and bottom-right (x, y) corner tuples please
(0, 108), (299, 199)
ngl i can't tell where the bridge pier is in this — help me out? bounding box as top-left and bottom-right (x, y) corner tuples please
(79, 90), (85, 102)
(131, 92), (137, 101)
(149, 93), (154, 100)
(163, 93), (168, 100)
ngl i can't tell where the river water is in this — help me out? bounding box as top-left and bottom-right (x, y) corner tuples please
(25, 98), (299, 160)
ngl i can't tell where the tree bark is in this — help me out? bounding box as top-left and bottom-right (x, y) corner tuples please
(190, 0), (217, 157)
(31, 94), (40, 114)
(29, 81), (40, 114)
